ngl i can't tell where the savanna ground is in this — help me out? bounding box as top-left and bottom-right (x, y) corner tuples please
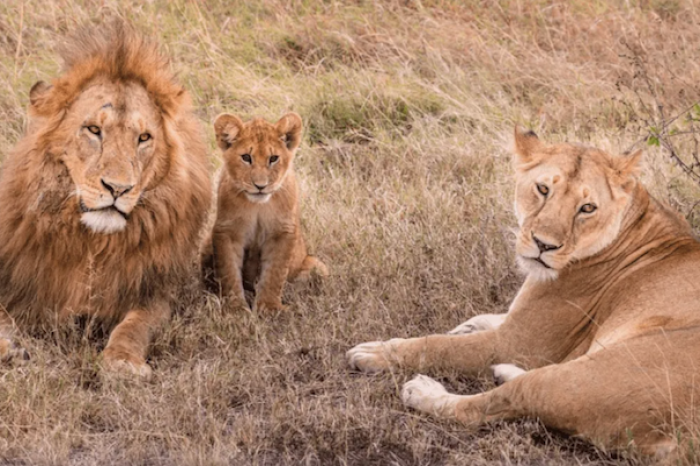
(2, 0), (700, 464)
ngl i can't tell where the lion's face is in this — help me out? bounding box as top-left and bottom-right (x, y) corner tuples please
(512, 128), (641, 281)
(53, 79), (164, 234)
(214, 113), (302, 204)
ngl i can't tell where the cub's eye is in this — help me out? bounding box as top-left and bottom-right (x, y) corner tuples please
(269, 155), (279, 165)
(580, 203), (597, 214)
(87, 125), (101, 136)
(241, 154), (252, 164)
(139, 133), (151, 143)
(536, 183), (549, 196)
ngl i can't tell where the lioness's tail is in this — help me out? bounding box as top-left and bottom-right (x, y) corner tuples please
(294, 255), (329, 282)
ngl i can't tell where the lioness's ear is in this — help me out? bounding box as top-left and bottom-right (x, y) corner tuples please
(613, 149), (643, 192)
(29, 80), (53, 114)
(276, 112), (303, 151)
(513, 125), (542, 164)
(213, 114), (244, 151)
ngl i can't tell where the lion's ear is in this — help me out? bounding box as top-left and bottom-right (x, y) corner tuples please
(276, 112), (303, 151)
(213, 114), (244, 151)
(29, 81), (53, 115)
(513, 125), (542, 164)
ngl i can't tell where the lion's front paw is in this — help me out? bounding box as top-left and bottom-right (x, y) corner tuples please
(223, 295), (251, 313)
(253, 299), (288, 313)
(402, 374), (459, 418)
(447, 314), (507, 335)
(101, 348), (152, 380)
(0, 338), (30, 363)
(346, 338), (404, 373)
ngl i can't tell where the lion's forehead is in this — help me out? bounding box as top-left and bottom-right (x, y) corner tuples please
(71, 80), (160, 127)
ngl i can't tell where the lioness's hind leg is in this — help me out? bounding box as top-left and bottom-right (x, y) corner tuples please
(448, 313), (506, 335)
(291, 255), (329, 282)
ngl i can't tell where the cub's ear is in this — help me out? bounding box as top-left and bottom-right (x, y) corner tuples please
(513, 125), (542, 164)
(213, 113), (244, 151)
(275, 112), (303, 151)
(28, 81), (53, 115)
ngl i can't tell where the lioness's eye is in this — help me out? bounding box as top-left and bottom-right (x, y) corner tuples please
(580, 203), (597, 214)
(139, 133), (151, 143)
(87, 125), (101, 136)
(536, 183), (549, 196)
(241, 154), (252, 164)
(269, 155), (279, 165)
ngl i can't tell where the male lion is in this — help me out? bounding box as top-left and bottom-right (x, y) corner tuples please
(0, 24), (211, 377)
(347, 127), (700, 458)
(201, 113), (328, 313)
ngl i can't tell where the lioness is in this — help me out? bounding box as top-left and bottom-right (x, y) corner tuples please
(202, 113), (328, 312)
(347, 127), (700, 457)
(0, 24), (211, 377)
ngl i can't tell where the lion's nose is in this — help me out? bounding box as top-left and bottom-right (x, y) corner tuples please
(101, 178), (134, 198)
(532, 234), (562, 253)
(253, 183), (267, 191)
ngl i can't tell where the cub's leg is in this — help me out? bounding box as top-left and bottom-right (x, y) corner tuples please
(102, 301), (170, 378)
(402, 333), (695, 458)
(448, 313), (507, 335)
(212, 229), (249, 310)
(254, 232), (295, 312)
(347, 331), (500, 376)
(0, 310), (28, 362)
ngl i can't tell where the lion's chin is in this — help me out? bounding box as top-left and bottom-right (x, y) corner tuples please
(81, 210), (127, 234)
(516, 255), (560, 282)
(245, 192), (272, 204)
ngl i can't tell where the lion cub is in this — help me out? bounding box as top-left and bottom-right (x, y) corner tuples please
(204, 112), (328, 312)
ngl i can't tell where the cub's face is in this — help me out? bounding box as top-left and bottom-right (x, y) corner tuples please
(512, 128), (641, 281)
(214, 113), (302, 204)
(32, 79), (165, 234)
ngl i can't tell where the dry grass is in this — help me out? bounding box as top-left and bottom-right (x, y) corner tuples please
(1, 0), (700, 464)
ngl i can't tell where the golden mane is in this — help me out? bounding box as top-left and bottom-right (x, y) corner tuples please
(0, 23), (211, 329)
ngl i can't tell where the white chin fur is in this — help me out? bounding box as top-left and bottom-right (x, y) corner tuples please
(516, 255), (559, 282)
(81, 210), (127, 234)
(245, 193), (272, 204)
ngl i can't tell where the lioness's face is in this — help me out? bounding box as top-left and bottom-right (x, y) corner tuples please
(214, 113), (302, 204)
(512, 129), (640, 281)
(58, 80), (163, 234)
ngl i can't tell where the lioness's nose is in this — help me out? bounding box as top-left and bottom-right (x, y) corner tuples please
(533, 234), (562, 253)
(101, 178), (134, 198)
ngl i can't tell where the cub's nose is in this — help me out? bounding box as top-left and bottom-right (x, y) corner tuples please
(532, 234), (562, 253)
(253, 183), (267, 191)
(101, 178), (134, 199)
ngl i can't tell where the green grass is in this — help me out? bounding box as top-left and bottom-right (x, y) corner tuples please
(1, 0), (700, 464)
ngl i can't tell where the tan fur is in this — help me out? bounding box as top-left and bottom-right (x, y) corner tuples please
(348, 127), (700, 458)
(202, 113), (328, 312)
(0, 23), (212, 376)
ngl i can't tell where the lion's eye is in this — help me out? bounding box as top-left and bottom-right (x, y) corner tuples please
(87, 125), (101, 136)
(269, 155), (279, 165)
(241, 154), (252, 164)
(536, 183), (549, 196)
(139, 133), (151, 143)
(580, 203), (597, 214)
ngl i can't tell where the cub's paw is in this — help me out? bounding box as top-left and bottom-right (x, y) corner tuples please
(346, 338), (404, 373)
(223, 295), (251, 313)
(0, 338), (30, 363)
(491, 363), (526, 385)
(402, 374), (460, 418)
(101, 348), (152, 380)
(253, 299), (288, 313)
(447, 314), (506, 335)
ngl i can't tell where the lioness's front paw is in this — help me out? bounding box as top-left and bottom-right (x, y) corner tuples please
(253, 299), (288, 313)
(101, 348), (152, 379)
(491, 363), (526, 385)
(0, 338), (30, 363)
(346, 338), (404, 373)
(402, 374), (460, 418)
